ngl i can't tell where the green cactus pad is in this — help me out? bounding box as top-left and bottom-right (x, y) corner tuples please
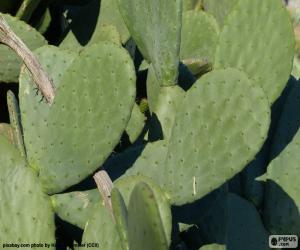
(164, 69), (270, 205)
(0, 136), (55, 248)
(0, 14), (47, 83)
(81, 202), (122, 250)
(128, 182), (171, 250)
(227, 193), (269, 250)
(149, 86), (184, 141)
(147, 64), (161, 113)
(0, 123), (14, 145)
(199, 244), (225, 250)
(202, 0), (237, 27)
(111, 188), (129, 250)
(19, 45), (77, 172)
(51, 189), (100, 229)
(180, 11), (219, 67)
(263, 129), (300, 235)
(7, 90), (26, 158)
(115, 175), (172, 246)
(22, 42), (136, 194)
(99, 0), (130, 43)
(125, 103), (146, 143)
(124, 140), (169, 182)
(215, 0), (294, 104)
(118, 0), (182, 86)
(183, 0), (201, 11)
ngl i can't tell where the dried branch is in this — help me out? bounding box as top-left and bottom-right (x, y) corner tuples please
(93, 170), (114, 219)
(0, 15), (55, 104)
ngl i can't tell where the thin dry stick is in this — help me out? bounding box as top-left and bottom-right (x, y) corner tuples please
(0, 15), (55, 104)
(93, 170), (114, 219)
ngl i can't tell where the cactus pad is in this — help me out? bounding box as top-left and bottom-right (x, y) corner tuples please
(128, 182), (171, 250)
(0, 14), (47, 83)
(180, 11), (219, 67)
(51, 189), (100, 229)
(263, 129), (300, 235)
(215, 0), (294, 104)
(21, 42), (136, 193)
(164, 69), (270, 205)
(118, 0), (182, 86)
(0, 136), (55, 248)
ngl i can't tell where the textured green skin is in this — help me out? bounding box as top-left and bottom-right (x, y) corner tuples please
(125, 103), (146, 143)
(99, 0), (130, 43)
(199, 244), (225, 250)
(124, 140), (168, 183)
(202, 0), (237, 27)
(115, 175), (172, 246)
(183, 0), (201, 11)
(164, 69), (270, 205)
(215, 0), (294, 105)
(147, 64), (161, 113)
(0, 136), (55, 249)
(15, 0), (41, 21)
(180, 11), (219, 66)
(118, 0), (182, 86)
(19, 45), (77, 173)
(149, 86), (184, 141)
(263, 130), (300, 235)
(227, 193), (269, 250)
(111, 188), (129, 250)
(7, 90), (26, 158)
(51, 189), (100, 229)
(81, 202), (122, 250)
(0, 14), (46, 83)
(22, 42), (136, 194)
(0, 123), (14, 145)
(128, 182), (170, 250)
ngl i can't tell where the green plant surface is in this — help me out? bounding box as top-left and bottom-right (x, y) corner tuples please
(180, 10), (219, 69)
(262, 129), (300, 235)
(215, 0), (294, 105)
(202, 0), (237, 27)
(128, 182), (171, 250)
(20, 42), (136, 194)
(99, 0), (130, 43)
(118, 0), (182, 86)
(163, 69), (270, 205)
(0, 14), (47, 83)
(0, 123), (15, 145)
(0, 136), (55, 249)
(51, 189), (100, 229)
(7, 90), (26, 158)
(125, 103), (146, 143)
(80, 202), (122, 250)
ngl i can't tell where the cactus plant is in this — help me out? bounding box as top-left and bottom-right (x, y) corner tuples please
(0, 0), (298, 249)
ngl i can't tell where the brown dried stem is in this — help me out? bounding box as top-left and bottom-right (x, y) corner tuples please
(93, 170), (114, 219)
(0, 15), (55, 104)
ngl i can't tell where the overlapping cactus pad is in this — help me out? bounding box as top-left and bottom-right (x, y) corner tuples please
(0, 0), (298, 249)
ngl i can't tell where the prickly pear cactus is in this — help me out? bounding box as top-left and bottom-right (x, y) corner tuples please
(0, 136), (55, 249)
